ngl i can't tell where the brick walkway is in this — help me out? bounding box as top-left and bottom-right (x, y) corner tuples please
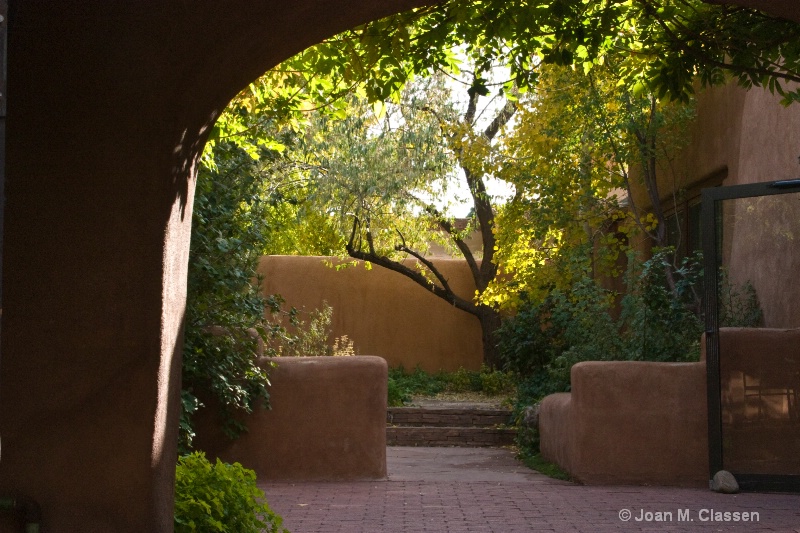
(260, 447), (800, 532)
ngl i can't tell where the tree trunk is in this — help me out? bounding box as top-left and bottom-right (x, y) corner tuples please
(477, 305), (503, 370)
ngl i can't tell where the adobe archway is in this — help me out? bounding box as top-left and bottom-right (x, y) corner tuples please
(0, 1), (427, 531)
(0, 1), (797, 532)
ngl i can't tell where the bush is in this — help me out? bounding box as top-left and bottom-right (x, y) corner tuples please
(619, 249), (703, 363)
(174, 452), (287, 533)
(387, 376), (411, 406)
(444, 367), (482, 392)
(387, 367), (446, 404)
(501, 248), (765, 462)
(499, 248), (764, 397)
(387, 366), (516, 405)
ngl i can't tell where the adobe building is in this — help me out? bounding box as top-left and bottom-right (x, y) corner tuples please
(0, 1), (797, 531)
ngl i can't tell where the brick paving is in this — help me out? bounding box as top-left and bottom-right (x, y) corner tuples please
(260, 447), (800, 532)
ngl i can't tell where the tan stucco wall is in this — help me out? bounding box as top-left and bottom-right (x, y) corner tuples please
(257, 256), (484, 372)
(721, 88), (800, 328)
(540, 361), (709, 486)
(540, 328), (800, 485)
(195, 356), (388, 481)
(0, 1), (431, 531)
(630, 83), (800, 327)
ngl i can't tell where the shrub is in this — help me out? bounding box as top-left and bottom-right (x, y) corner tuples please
(619, 249), (703, 363)
(387, 377), (411, 407)
(502, 248), (765, 462)
(387, 366), (516, 405)
(718, 270), (763, 327)
(477, 366), (517, 395)
(445, 367), (482, 392)
(174, 452), (287, 533)
(499, 248), (764, 397)
(387, 366), (446, 403)
(277, 303), (334, 357)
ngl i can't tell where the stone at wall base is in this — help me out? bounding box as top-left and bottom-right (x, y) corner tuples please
(711, 470), (740, 494)
(523, 403), (540, 429)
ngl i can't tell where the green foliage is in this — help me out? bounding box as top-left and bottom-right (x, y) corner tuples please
(259, 67), (511, 367)
(174, 452), (287, 533)
(514, 370), (572, 406)
(517, 447), (571, 481)
(274, 303), (334, 357)
(506, 249), (764, 463)
(182, 132), (343, 452)
(387, 377), (411, 407)
(484, 63), (696, 309)
(270, 302), (360, 357)
(294, 86), (457, 260)
(497, 276), (619, 388)
(499, 247), (765, 397)
(508, 370), (573, 480)
(499, 250), (693, 388)
(349, 0), (800, 105)
(182, 141), (280, 451)
(209, 0), (800, 187)
(718, 270), (764, 327)
(543, 277), (627, 390)
(443, 366), (517, 395)
(388, 367), (447, 405)
(619, 249), (703, 363)
(477, 367), (517, 396)
(387, 366), (516, 406)
(444, 367), (483, 393)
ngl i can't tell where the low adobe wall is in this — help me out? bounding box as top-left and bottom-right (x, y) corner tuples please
(540, 328), (800, 485)
(540, 361), (709, 486)
(194, 356), (387, 481)
(257, 255), (483, 372)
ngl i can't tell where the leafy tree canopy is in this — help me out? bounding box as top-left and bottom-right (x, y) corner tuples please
(208, 0), (799, 176)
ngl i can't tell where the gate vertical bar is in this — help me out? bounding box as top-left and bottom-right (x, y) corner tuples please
(701, 189), (722, 481)
(0, 0), (7, 309)
(0, 0), (7, 461)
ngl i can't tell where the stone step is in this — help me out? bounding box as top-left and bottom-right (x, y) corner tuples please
(386, 426), (517, 447)
(387, 407), (512, 428)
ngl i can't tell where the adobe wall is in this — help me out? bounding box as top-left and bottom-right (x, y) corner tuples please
(540, 328), (800, 485)
(257, 256), (484, 372)
(629, 83), (800, 328)
(194, 356), (388, 481)
(540, 361), (709, 486)
(721, 88), (800, 328)
(0, 1), (430, 531)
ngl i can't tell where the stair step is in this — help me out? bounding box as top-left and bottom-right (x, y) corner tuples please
(386, 426), (517, 447)
(387, 407), (512, 428)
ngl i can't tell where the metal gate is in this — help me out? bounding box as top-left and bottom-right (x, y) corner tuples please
(703, 179), (800, 491)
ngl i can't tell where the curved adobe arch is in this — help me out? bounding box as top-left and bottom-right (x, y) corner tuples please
(0, 1), (428, 531)
(0, 1), (796, 531)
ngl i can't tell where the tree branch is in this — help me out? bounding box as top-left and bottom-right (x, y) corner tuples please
(483, 87), (519, 141)
(345, 240), (479, 316)
(394, 230), (457, 297)
(422, 203), (483, 283)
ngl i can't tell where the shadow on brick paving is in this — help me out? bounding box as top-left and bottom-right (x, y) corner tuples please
(259, 447), (800, 532)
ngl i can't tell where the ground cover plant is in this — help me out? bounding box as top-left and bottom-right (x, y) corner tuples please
(387, 366), (517, 407)
(174, 452), (287, 533)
